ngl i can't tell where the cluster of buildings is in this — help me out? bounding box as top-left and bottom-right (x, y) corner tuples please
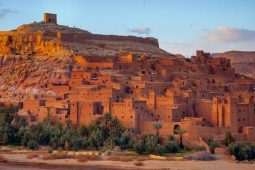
(18, 50), (255, 144)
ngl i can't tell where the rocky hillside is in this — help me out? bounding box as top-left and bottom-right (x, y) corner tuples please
(0, 22), (173, 102)
(213, 51), (255, 79)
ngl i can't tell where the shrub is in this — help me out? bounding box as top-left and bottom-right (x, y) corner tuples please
(154, 144), (166, 155)
(133, 140), (146, 155)
(222, 131), (235, 146)
(207, 137), (217, 154)
(145, 135), (158, 153)
(134, 134), (168, 155)
(117, 129), (133, 150)
(209, 144), (217, 154)
(228, 143), (255, 161)
(166, 140), (180, 153)
(2, 133), (9, 145)
(27, 140), (39, 150)
(166, 135), (180, 153)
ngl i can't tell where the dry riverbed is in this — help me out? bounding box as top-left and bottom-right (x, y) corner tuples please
(0, 146), (255, 170)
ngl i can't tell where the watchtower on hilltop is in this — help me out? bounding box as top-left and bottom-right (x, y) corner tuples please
(44, 13), (57, 24)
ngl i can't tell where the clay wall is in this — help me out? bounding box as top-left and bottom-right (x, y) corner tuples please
(138, 121), (172, 138)
(212, 97), (238, 133)
(70, 101), (103, 125)
(243, 127), (255, 142)
(118, 54), (133, 63)
(48, 84), (70, 94)
(37, 107), (49, 122)
(194, 99), (213, 123)
(111, 99), (138, 129)
(71, 71), (91, 79)
(22, 99), (45, 114)
(45, 100), (68, 109)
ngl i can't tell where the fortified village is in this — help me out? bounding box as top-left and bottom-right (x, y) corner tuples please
(1, 13), (255, 145)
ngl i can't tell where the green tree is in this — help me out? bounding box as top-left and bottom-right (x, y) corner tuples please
(87, 113), (125, 148)
(27, 140), (39, 150)
(174, 127), (186, 149)
(153, 122), (162, 140)
(117, 129), (133, 149)
(77, 125), (89, 137)
(133, 140), (145, 155)
(145, 134), (158, 153)
(13, 115), (28, 129)
(18, 127), (31, 146)
(2, 133), (9, 145)
(88, 128), (104, 149)
(0, 106), (19, 145)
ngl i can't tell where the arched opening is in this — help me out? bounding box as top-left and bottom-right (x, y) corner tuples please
(173, 125), (180, 134)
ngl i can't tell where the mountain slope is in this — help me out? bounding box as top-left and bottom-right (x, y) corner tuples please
(213, 51), (255, 79)
(0, 22), (174, 102)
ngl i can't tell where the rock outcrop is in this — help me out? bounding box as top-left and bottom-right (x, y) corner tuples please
(0, 22), (173, 102)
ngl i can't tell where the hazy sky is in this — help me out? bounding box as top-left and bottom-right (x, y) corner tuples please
(0, 0), (254, 56)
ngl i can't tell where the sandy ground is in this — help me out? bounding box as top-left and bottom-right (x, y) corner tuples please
(1, 152), (255, 170)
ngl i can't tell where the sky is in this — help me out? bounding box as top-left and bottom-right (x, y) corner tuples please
(0, 0), (254, 56)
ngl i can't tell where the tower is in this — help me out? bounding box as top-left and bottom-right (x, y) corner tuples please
(44, 13), (57, 24)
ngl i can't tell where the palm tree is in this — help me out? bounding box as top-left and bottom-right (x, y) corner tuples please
(153, 122), (162, 140)
(174, 127), (186, 149)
